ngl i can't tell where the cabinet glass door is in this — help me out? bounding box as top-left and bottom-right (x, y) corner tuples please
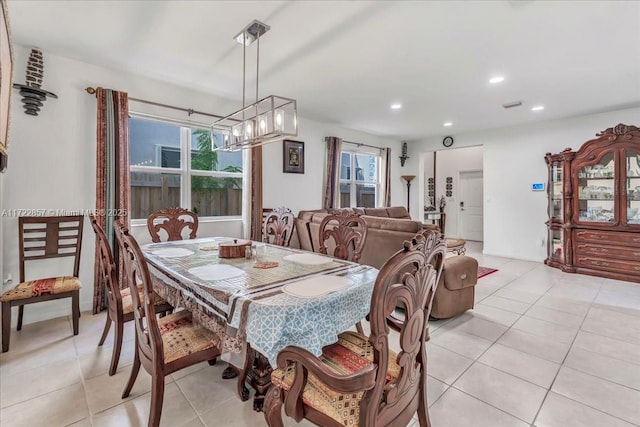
(577, 152), (615, 223)
(550, 161), (563, 220)
(626, 149), (640, 224)
(548, 228), (563, 263)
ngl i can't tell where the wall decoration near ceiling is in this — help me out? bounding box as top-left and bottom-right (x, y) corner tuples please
(12, 48), (58, 116)
(446, 176), (453, 197)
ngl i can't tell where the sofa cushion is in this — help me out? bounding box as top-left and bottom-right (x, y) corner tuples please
(441, 256), (478, 291)
(361, 216), (422, 233)
(386, 206), (411, 219)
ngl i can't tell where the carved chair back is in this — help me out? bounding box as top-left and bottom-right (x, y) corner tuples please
(89, 214), (122, 314)
(147, 207), (198, 243)
(114, 221), (163, 368)
(262, 207), (295, 247)
(360, 229), (446, 425)
(318, 210), (368, 262)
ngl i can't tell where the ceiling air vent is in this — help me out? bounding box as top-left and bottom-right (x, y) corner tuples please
(502, 101), (523, 109)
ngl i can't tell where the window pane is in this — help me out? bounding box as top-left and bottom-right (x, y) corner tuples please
(192, 129), (243, 173)
(339, 182), (351, 208)
(130, 172), (181, 219)
(354, 153), (376, 182)
(129, 117), (181, 167)
(356, 184), (376, 208)
(340, 153), (351, 180)
(191, 176), (242, 216)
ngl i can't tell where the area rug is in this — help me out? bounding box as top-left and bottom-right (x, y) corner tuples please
(477, 266), (498, 279)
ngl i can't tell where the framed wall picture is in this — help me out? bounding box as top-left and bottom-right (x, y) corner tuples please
(0, 0), (13, 171)
(283, 139), (304, 174)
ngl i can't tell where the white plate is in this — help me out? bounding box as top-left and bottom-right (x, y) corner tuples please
(283, 253), (333, 265)
(150, 248), (194, 258)
(282, 275), (352, 298)
(188, 264), (244, 281)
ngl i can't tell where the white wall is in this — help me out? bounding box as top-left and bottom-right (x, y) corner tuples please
(411, 107), (640, 261)
(2, 45), (403, 325)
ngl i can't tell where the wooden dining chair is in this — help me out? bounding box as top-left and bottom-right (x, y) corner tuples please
(114, 221), (221, 427)
(89, 214), (173, 376)
(264, 230), (446, 427)
(262, 207), (295, 247)
(147, 207), (198, 243)
(1, 216), (83, 353)
(318, 210), (368, 262)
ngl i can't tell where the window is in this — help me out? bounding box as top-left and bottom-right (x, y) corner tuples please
(129, 116), (244, 220)
(339, 148), (381, 208)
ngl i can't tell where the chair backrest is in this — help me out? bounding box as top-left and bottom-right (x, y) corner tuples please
(114, 220), (163, 367)
(318, 210), (368, 262)
(262, 207), (295, 247)
(89, 214), (122, 312)
(19, 215), (84, 282)
(147, 207), (198, 243)
(359, 229), (446, 426)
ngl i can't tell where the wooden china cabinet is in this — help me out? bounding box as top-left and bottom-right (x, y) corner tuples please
(545, 124), (640, 283)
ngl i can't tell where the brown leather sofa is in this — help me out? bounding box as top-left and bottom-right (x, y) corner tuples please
(294, 207), (478, 319)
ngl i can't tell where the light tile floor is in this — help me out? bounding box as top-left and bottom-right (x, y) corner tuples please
(1, 241), (639, 426)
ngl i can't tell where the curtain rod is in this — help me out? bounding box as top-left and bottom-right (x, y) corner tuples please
(342, 140), (384, 151)
(84, 87), (225, 120)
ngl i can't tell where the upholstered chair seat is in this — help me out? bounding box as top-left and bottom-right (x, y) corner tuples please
(271, 331), (400, 425)
(1, 276), (81, 302)
(157, 310), (220, 365)
(120, 286), (167, 315)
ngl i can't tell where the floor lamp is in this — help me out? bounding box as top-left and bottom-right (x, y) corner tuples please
(401, 175), (416, 213)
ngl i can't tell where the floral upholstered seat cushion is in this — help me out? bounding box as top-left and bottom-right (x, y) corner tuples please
(0, 276), (81, 302)
(120, 286), (167, 315)
(158, 311), (220, 364)
(271, 331), (400, 425)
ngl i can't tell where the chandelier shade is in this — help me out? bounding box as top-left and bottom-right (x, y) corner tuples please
(212, 20), (298, 151)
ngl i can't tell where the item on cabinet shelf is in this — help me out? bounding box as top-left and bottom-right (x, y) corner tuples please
(628, 208), (638, 219)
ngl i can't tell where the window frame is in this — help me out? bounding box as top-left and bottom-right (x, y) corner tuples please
(339, 146), (382, 208)
(128, 113), (245, 224)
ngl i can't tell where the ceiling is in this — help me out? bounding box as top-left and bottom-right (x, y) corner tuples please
(6, 0), (640, 140)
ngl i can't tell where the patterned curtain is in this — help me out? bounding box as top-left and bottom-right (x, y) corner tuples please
(93, 88), (130, 313)
(323, 136), (342, 209)
(250, 145), (263, 241)
(381, 147), (392, 207)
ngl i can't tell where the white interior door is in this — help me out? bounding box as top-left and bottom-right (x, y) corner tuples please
(459, 170), (483, 241)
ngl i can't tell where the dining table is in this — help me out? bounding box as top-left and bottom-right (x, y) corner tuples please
(141, 236), (378, 410)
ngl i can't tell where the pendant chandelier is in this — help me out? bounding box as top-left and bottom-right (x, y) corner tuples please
(212, 20), (298, 151)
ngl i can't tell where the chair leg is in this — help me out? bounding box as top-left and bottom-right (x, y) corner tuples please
(98, 315), (112, 346)
(148, 374), (165, 427)
(122, 344), (141, 399)
(263, 385), (284, 427)
(417, 349), (431, 427)
(17, 305), (24, 331)
(2, 302), (11, 353)
(71, 290), (80, 335)
(109, 320), (124, 376)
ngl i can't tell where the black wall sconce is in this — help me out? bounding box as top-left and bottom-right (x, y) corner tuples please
(399, 141), (409, 166)
(12, 48), (57, 116)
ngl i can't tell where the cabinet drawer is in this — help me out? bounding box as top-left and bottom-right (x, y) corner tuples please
(575, 243), (640, 261)
(576, 256), (640, 275)
(575, 230), (640, 247)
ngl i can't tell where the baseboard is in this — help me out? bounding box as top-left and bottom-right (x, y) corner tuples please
(5, 299), (94, 327)
(481, 249), (545, 263)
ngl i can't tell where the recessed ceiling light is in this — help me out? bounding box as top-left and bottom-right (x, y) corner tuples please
(531, 105), (545, 111)
(489, 76), (505, 84)
(390, 103), (402, 110)
(443, 122), (453, 127)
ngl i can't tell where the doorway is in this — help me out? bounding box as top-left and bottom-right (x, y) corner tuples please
(459, 170), (483, 241)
